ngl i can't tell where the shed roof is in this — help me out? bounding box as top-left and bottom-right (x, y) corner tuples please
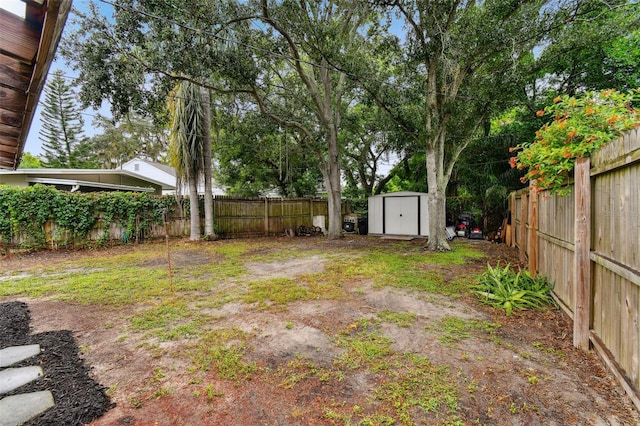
(369, 191), (428, 198)
(0, 0), (72, 170)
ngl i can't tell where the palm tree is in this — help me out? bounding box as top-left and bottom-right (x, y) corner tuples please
(200, 87), (215, 238)
(168, 81), (214, 240)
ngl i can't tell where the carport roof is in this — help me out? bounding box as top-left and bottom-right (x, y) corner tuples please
(0, 0), (72, 170)
(0, 168), (177, 193)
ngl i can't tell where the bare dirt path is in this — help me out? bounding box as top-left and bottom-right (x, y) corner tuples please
(1, 237), (638, 425)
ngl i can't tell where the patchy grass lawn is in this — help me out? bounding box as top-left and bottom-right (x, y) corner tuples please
(1, 236), (637, 425)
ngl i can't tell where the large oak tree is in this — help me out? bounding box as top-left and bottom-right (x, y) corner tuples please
(64, 0), (378, 239)
(360, 0), (550, 250)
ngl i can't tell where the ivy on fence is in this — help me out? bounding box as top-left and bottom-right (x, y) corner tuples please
(0, 185), (176, 249)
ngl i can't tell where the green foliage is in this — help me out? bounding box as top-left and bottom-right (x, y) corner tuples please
(513, 90), (640, 195)
(168, 81), (206, 181)
(0, 185), (174, 249)
(536, 3), (640, 94)
(473, 263), (555, 316)
(18, 153), (44, 168)
(167, 81), (211, 240)
(214, 111), (322, 197)
(340, 103), (404, 197)
(39, 70), (97, 168)
(89, 115), (168, 168)
(94, 191), (174, 244)
(604, 30), (640, 90)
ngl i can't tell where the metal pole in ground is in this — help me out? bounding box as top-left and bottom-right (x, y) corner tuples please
(164, 208), (174, 293)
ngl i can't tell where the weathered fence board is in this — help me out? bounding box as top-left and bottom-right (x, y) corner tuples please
(574, 158), (591, 349)
(510, 128), (640, 410)
(210, 196), (332, 237)
(536, 185), (576, 312)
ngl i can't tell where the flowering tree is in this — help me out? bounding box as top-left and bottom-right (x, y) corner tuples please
(512, 89), (640, 195)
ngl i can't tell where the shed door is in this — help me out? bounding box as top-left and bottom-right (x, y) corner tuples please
(384, 196), (419, 235)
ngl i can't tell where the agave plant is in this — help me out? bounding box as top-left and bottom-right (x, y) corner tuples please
(473, 263), (555, 315)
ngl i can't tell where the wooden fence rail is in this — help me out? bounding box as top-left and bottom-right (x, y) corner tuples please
(510, 128), (640, 412)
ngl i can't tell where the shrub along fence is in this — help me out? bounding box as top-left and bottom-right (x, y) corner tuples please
(0, 185), (338, 250)
(0, 186), (175, 250)
(509, 128), (640, 411)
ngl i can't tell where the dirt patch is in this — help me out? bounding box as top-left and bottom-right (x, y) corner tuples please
(245, 255), (327, 280)
(1, 237), (638, 425)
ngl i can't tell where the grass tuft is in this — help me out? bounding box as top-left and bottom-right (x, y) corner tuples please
(430, 316), (501, 348)
(186, 327), (257, 380)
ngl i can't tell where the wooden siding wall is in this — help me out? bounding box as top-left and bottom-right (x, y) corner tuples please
(510, 129), (640, 410)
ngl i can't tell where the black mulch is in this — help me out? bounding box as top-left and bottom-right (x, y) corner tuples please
(0, 301), (113, 425)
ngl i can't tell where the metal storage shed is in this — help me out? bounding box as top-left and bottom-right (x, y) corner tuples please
(367, 191), (429, 237)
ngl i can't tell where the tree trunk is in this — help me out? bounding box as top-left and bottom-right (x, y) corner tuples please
(325, 174), (343, 239)
(325, 130), (343, 239)
(188, 173), (200, 241)
(425, 142), (451, 251)
(200, 87), (215, 238)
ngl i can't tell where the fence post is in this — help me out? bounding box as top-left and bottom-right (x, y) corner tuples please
(528, 181), (538, 277)
(264, 198), (269, 236)
(509, 192), (516, 247)
(520, 191), (528, 262)
(573, 157), (591, 350)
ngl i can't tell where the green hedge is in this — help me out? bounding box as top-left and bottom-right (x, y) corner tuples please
(0, 185), (176, 249)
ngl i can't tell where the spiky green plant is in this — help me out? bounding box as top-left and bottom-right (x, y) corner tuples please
(473, 263), (554, 315)
(168, 81), (211, 240)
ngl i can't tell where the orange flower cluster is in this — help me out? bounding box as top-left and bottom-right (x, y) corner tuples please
(511, 89), (640, 195)
(607, 115), (620, 124)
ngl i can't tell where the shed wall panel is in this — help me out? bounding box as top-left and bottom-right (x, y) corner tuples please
(367, 192), (429, 237)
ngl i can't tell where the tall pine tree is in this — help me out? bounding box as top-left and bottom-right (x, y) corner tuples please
(39, 70), (96, 168)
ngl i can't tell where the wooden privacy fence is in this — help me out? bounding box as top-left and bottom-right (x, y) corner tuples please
(100, 196), (335, 240)
(4, 196), (337, 249)
(148, 196), (333, 239)
(207, 196), (334, 237)
(510, 128), (640, 411)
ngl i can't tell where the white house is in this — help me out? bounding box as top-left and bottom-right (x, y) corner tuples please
(122, 158), (226, 196)
(367, 191), (429, 237)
